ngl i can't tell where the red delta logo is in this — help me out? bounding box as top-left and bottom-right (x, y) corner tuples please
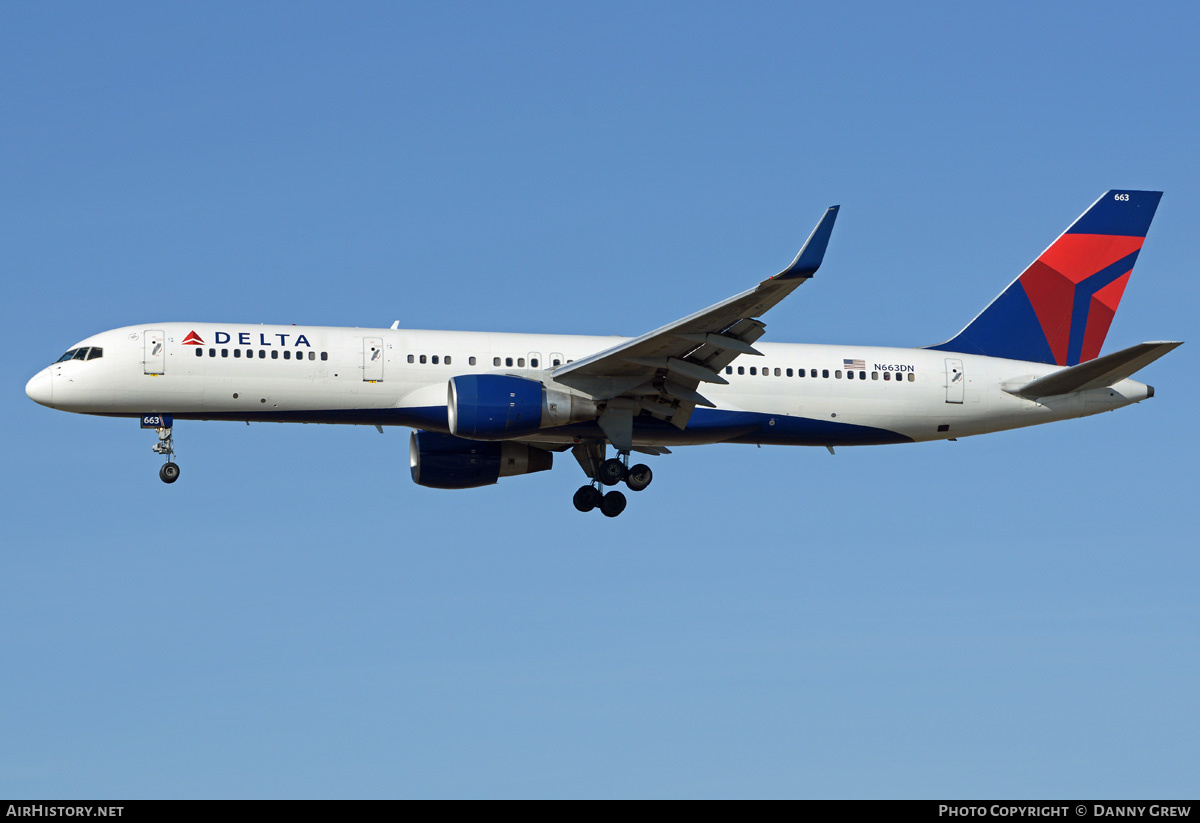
(182, 331), (205, 345)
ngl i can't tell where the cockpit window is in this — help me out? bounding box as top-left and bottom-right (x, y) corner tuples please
(55, 347), (103, 364)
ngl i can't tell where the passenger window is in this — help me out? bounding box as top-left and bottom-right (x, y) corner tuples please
(407, 354), (414, 363)
(493, 357), (501, 367)
(726, 367), (733, 375)
(308, 351), (315, 361)
(774, 368), (781, 376)
(234, 349), (241, 358)
(431, 355), (439, 365)
(284, 350), (291, 360)
(259, 350), (266, 359)
(222, 349), (229, 358)
(553, 359), (561, 366)
(835, 370), (842, 378)
(847, 371), (854, 380)
(884, 372), (890, 381)
(860, 371), (866, 380)
(506, 357), (513, 367)
(272, 350), (279, 360)
(445, 356), (451, 365)
(822, 369), (829, 378)
(908, 372), (915, 382)
(871, 371), (879, 380)
(530, 358), (538, 368)
(420, 354), (427, 364)
(469, 356), (477, 366)
(786, 368), (793, 377)
(195, 348), (203, 357)
(518, 358), (525, 367)
(738, 366), (744, 375)
(321, 352), (328, 361)
(209, 348), (216, 357)
(749, 367), (757, 375)
(811, 369), (817, 378)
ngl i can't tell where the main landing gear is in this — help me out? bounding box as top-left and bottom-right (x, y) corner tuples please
(571, 445), (653, 518)
(153, 425), (180, 484)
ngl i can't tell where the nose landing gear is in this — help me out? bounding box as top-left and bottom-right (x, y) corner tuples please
(152, 425), (180, 484)
(571, 443), (653, 517)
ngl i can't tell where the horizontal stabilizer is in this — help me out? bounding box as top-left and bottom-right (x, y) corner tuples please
(1011, 341), (1182, 399)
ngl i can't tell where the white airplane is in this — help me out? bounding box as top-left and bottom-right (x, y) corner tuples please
(26, 190), (1180, 517)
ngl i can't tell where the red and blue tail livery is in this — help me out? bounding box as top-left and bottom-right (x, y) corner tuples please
(930, 190), (1162, 365)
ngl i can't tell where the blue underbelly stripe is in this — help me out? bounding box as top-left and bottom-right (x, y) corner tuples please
(161, 405), (912, 446)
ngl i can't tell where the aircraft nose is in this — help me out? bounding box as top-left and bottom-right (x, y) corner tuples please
(25, 369), (53, 408)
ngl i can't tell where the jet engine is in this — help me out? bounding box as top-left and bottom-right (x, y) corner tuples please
(409, 430), (553, 489)
(447, 374), (597, 439)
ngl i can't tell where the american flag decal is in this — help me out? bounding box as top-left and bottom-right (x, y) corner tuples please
(843, 358), (865, 370)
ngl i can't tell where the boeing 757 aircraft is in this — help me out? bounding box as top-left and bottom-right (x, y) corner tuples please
(25, 190), (1179, 517)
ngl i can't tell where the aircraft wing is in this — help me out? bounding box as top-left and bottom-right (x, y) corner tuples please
(551, 206), (839, 447)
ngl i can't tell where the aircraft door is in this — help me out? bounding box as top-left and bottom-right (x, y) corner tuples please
(944, 358), (964, 403)
(144, 330), (165, 375)
(363, 337), (384, 382)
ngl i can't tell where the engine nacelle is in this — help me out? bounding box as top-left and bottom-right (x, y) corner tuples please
(409, 430), (553, 489)
(447, 374), (597, 439)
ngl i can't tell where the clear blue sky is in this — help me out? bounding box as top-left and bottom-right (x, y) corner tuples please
(2, 1), (1197, 799)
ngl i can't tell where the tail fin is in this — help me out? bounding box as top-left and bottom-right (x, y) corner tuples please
(929, 190), (1162, 365)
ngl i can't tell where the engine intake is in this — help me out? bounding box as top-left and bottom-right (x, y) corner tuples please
(448, 374), (597, 439)
(409, 430), (553, 489)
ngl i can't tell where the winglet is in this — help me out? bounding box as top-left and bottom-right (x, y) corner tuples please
(773, 205), (840, 280)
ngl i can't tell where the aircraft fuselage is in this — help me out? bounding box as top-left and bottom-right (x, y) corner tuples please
(25, 322), (1153, 448)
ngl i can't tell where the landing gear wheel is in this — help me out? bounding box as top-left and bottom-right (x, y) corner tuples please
(598, 458), (627, 486)
(625, 463), (653, 492)
(573, 485), (603, 512)
(600, 490), (627, 518)
(159, 462), (181, 484)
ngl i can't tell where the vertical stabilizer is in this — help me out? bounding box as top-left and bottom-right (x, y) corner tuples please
(929, 190), (1162, 365)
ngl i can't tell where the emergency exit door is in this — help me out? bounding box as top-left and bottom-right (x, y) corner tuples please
(363, 338), (384, 382)
(945, 358), (964, 403)
(144, 330), (165, 375)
